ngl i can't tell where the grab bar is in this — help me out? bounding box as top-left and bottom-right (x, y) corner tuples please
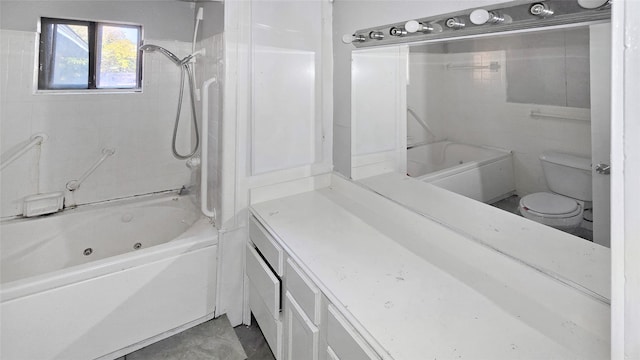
(66, 148), (115, 191)
(446, 61), (500, 71)
(407, 107), (438, 139)
(200, 76), (217, 219)
(529, 110), (590, 122)
(0, 133), (48, 171)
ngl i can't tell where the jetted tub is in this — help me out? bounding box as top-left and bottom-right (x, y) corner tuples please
(0, 192), (218, 360)
(408, 141), (515, 203)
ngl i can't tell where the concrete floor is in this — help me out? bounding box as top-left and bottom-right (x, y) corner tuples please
(234, 316), (276, 360)
(121, 315), (274, 360)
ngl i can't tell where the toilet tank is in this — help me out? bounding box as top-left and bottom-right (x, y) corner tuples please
(540, 151), (592, 201)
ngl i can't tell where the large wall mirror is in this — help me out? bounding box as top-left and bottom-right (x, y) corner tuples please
(350, 20), (611, 302)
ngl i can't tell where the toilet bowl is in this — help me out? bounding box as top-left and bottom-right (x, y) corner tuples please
(519, 192), (583, 232)
(517, 151), (592, 233)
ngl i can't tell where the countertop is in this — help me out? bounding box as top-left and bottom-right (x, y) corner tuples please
(250, 175), (610, 360)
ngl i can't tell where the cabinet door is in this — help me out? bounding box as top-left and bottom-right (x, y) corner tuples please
(327, 305), (380, 360)
(284, 291), (319, 360)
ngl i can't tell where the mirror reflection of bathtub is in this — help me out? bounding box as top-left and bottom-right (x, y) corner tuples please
(407, 141), (515, 203)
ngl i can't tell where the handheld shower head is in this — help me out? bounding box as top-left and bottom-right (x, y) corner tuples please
(139, 44), (182, 66)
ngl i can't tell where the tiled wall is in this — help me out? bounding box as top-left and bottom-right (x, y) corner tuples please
(408, 30), (594, 196)
(0, 29), (195, 217)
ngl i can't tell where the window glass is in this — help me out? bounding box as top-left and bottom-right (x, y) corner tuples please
(97, 25), (140, 88)
(52, 24), (89, 88)
(38, 18), (142, 91)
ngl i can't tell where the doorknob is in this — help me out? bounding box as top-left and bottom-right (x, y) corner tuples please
(595, 163), (610, 175)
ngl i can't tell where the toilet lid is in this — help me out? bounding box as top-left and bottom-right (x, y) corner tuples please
(521, 193), (580, 215)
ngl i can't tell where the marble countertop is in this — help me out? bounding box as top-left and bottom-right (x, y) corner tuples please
(250, 175), (610, 360)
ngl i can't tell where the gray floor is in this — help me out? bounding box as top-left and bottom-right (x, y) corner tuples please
(234, 316), (276, 360)
(491, 194), (594, 242)
(121, 314), (275, 360)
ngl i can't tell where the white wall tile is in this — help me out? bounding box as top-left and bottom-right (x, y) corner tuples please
(1, 31), (192, 217)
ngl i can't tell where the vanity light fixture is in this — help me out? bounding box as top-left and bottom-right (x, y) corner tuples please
(369, 31), (385, 40)
(529, 3), (554, 17)
(404, 20), (442, 34)
(445, 17), (466, 29)
(341, 33), (366, 44)
(469, 9), (508, 25)
(344, 0), (611, 48)
(389, 27), (408, 36)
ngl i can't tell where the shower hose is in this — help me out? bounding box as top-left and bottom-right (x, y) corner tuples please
(172, 62), (200, 160)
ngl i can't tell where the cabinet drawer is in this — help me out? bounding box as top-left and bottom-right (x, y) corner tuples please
(246, 244), (280, 319)
(249, 282), (282, 359)
(249, 216), (284, 276)
(286, 259), (321, 325)
(327, 305), (380, 360)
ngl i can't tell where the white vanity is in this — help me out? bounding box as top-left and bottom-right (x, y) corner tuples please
(245, 174), (610, 360)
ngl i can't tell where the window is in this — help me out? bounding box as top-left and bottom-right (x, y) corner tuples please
(38, 18), (142, 90)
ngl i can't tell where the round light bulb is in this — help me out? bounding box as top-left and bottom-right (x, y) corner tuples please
(470, 9), (491, 25)
(577, 0), (610, 9)
(405, 20), (421, 33)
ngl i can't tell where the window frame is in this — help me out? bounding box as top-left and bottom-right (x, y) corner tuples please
(38, 17), (143, 92)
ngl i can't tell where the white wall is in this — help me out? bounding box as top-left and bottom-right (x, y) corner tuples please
(222, 0), (333, 228)
(351, 46), (407, 180)
(0, 1), (196, 42)
(250, 0), (327, 175)
(407, 45), (445, 146)
(611, 1), (640, 358)
(0, 1), (200, 217)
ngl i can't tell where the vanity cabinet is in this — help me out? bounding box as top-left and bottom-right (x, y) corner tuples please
(248, 215), (381, 360)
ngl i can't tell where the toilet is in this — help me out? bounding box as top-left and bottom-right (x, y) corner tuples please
(518, 151), (592, 232)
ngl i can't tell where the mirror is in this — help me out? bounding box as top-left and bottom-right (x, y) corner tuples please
(350, 22), (611, 301)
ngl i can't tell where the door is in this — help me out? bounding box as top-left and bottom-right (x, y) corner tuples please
(589, 23), (611, 247)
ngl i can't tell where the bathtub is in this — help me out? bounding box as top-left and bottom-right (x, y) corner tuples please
(0, 192), (218, 360)
(408, 141), (515, 203)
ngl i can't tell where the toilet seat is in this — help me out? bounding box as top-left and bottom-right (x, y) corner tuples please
(518, 192), (584, 232)
(520, 192), (581, 218)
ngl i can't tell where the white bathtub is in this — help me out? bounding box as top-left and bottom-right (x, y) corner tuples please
(0, 192), (218, 360)
(408, 141), (515, 203)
